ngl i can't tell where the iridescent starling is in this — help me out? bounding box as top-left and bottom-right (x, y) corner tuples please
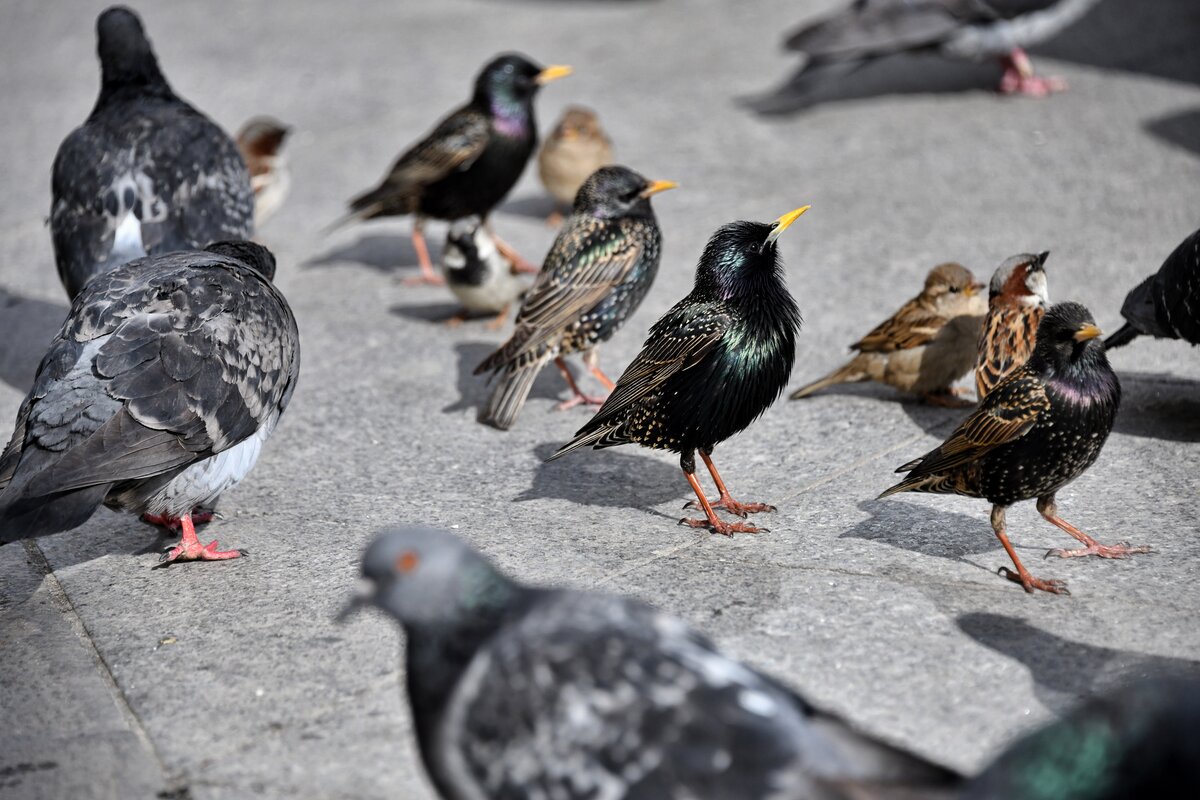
(880, 302), (1150, 595)
(1105, 226), (1200, 350)
(474, 166), (676, 430)
(329, 53), (571, 284)
(549, 208), (808, 536)
(975, 252), (1050, 400)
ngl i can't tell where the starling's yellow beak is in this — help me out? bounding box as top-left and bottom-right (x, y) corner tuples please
(639, 180), (678, 199)
(765, 205), (811, 246)
(1074, 324), (1103, 342)
(536, 65), (573, 85)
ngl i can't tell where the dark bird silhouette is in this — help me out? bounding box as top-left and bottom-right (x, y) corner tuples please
(474, 166), (675, 430)
(1105, 227), (1200, 351)
(880, 302), (1149, 595)
(976, 252), (1050, 400)
(549, 208), (808, 536)
(50, 6), (253, 300)
(341, 526), (964, 800)
(236, 116), (292, 228)
(0, 242), (299, 564)
(329, 53), (571, 285)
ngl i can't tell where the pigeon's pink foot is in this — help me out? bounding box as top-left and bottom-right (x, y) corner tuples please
(998, 48), (1067, 97)
(142, 509), (215, 531)
(159, 515), (245, 565)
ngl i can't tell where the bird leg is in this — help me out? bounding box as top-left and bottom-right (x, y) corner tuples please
(485, 225), (540, 274)
(582, 349), (616, 391)
(142, 508), (216, 531)
(486, 303), (512, 331)
(553, 357), (608, 411)
(990, 505), (1069, 595)
(443, 309), (469, 327)
(678, 453), (765, 536)
(921, 389), (975, 408)
(159, 514), (246, 564)
(1037, 496), (1154, 559)
(683, 450), (776, 518)
(403, 221), (445, 286)
(998, 48), (1068, 97)
(544, 210), (565, 228)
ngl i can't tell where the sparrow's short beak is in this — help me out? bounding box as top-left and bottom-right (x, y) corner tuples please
(765, 205), (811, 246)
(1035, 251), (1051, 268)
(1074, 323), (1103, 342)
(336, 593), (372, 623)
(536, 65), (573, 85)
(639, 180), (678, 199)
(965, 281), (985, 297)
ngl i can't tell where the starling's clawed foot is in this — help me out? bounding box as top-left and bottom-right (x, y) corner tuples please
(1045, 542), (1154, 560)
(554, 393), (607, 411)
(921, 389), (974, 408)
(678, 516), (766, 536)
(684, 496), (776, 518)
(998, 566), (1070, 596)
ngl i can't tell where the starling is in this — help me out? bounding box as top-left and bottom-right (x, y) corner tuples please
(1105, 227), (1200, 350)
(50, 6), (254, 300)
(537, 105), (614, 223)
(329, 53), (571, 285)
(789, 262), (985, 406)
(440, 216), (529, 329)
(0, 241), (300, 564)
(236, 116), (292, 228)
(975, 252), (1050, 400)
(880, 302), (1150, 595)
(964, 678), (1200, 799)
(474, 166), (676, 430)
(342, 526), (964, 800)
(548, 208), (808, 536)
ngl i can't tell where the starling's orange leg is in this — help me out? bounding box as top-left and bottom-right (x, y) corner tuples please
(553, 358), (607, 411)
(1037, 496), (1154, 559)
(679, 469), (763, 536)
(485, 303), (511, 331)
(403, 223), (445, 286)
(487, 227), (540, 274)
(159, 514), (246, 564)
(582, 349), (616, 391)
(684, 450), (776, 518)
(990, 505), (1068, 595)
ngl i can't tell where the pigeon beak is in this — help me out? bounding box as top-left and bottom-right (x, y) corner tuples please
(1074, 324), (1103, 342)
(536, 65), (573, 85)
(639, 180), (678, 199)
(764, 205), (811, 247)
(336, 593), (373, 623)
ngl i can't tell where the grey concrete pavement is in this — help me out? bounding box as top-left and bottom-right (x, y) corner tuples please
(2, 0), (1199, 797)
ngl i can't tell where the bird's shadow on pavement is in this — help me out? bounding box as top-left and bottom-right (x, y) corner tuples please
(1111, 371), (1200, 442)
(305, 232), (438, 275)
(389, 301), (462, 325)
(1143, 107), (1200, 158)
(497, 194), (560, 221)
(517, 441), (683, 518)
(840, 498), (999, 562)
(957, 612), (1200, 712)
(0, 288), (68, 394)
(443, 342), (568, 414)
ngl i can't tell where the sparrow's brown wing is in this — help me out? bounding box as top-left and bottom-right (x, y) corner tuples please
(851, 295), (944, 352)
(975, 303), (1044, 398)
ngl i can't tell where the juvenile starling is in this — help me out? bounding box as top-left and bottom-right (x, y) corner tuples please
(880, 302), (1149, 595)
(236, 116), (292, 228)
(1105, 227), (1200, 350)
(50, 6), (253, 300)
(975, 252), (1049, 400)
(440, 216), (529, 329)
(342, 526), (963, 800)
(474, 166), (675, 430)
(789, 262), (985, 406)
(329, 53), (571, 285)
(537, 105), (614, 223)
(0, 242), (300, 564)
(549, 208), (808, 536)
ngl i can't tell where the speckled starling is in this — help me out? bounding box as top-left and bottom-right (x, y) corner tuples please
(474, 166), (675, 430)
(548, 207), (808, 536)
(329, 53), (571, 284)
(1105, 227), (1200, 350)
(881, 302), (1150, 595)
(975, 252), (1050, 400)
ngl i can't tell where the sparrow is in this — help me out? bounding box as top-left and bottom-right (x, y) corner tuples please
(1105, 226), (1200, 350)
(789, 262), (986, 406)
(474, 166), (675, 430)
(537, 105), (614, 224)
(880, 302), (1150, 595)
(328, 53), (571, 285)
(975, 251), (1049, 400)
(236, 116), (292, 228)
(49, 6), (253, 300)
(549, 207), (808, 536)
(440, 216), (529, 329)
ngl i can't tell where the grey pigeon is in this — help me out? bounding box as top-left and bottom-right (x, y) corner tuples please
(343, 526), (962, 800)
(1105, 227), (1200, 350)
(50, 6), (253, 300)
(0, 241), (299, 564)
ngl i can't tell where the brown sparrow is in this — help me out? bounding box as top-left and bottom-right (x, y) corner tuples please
(975, 252), (1049, 400)
(537, 106), (614, 221)
(236, 117), (291, 227)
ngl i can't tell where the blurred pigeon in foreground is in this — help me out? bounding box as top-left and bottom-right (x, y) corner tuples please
(440, 216), (529, 328)
(237, 116), (292, 228)
(0, 242), (299, 564)
(51, 6), (253, 300)
(343, 526), (962, 800)
(1105, 227), (1200, 351)
(964, 678), (1200, 799)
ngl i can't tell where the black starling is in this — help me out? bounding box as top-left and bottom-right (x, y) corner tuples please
(880, 302), (1150, 595)
(342, 526), (964, 800)
(1105, 227), (1200, 350)
(474, 166), (676, 430)
(329, 53), (571, 285)
(50, 6), (254, 300)
(0, 242), (300, 564)
(549, 207), (808, 536)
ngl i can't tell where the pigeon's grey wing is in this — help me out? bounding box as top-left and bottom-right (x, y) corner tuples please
(784, 0), (994, 59)
(1153, 227), (1200, 344)
(942, 0), (1100, 58)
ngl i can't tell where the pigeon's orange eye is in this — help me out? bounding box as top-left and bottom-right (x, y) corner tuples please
(396, 551), (419, 573)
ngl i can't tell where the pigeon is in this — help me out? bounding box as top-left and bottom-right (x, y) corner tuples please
(975, 252), (1049, 400)
(789, 263), (985, 406)
(880, 302), (1150, 595)
(0, 241), (299, 564)
(236, 116), (292, 228)
(538, 105), (615, 224)
(474, 166), (675, 430)
(440, 216), (529, 329)
(50, 6), (254, 300)
(549, 208), (808, 536)
(342, 526), (964, 800)
(1104, 227), (1200, 350)
(329, 53), (571, 285)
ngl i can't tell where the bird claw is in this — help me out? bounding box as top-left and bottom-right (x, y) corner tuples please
(999, 72), (1068, 97)
(997, 566), (1070, 596)
(400, 273), (445, 287)
(158, 540), (248, 566)
(921, 390), (975, 409)
(554, 393), (607, 412)
(682, 498), (776, 518)
(1044, 542), (1154, 560)
(677, 516), (767, 536)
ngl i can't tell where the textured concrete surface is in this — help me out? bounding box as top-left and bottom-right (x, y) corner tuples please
(1, 0), (1199, 797)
